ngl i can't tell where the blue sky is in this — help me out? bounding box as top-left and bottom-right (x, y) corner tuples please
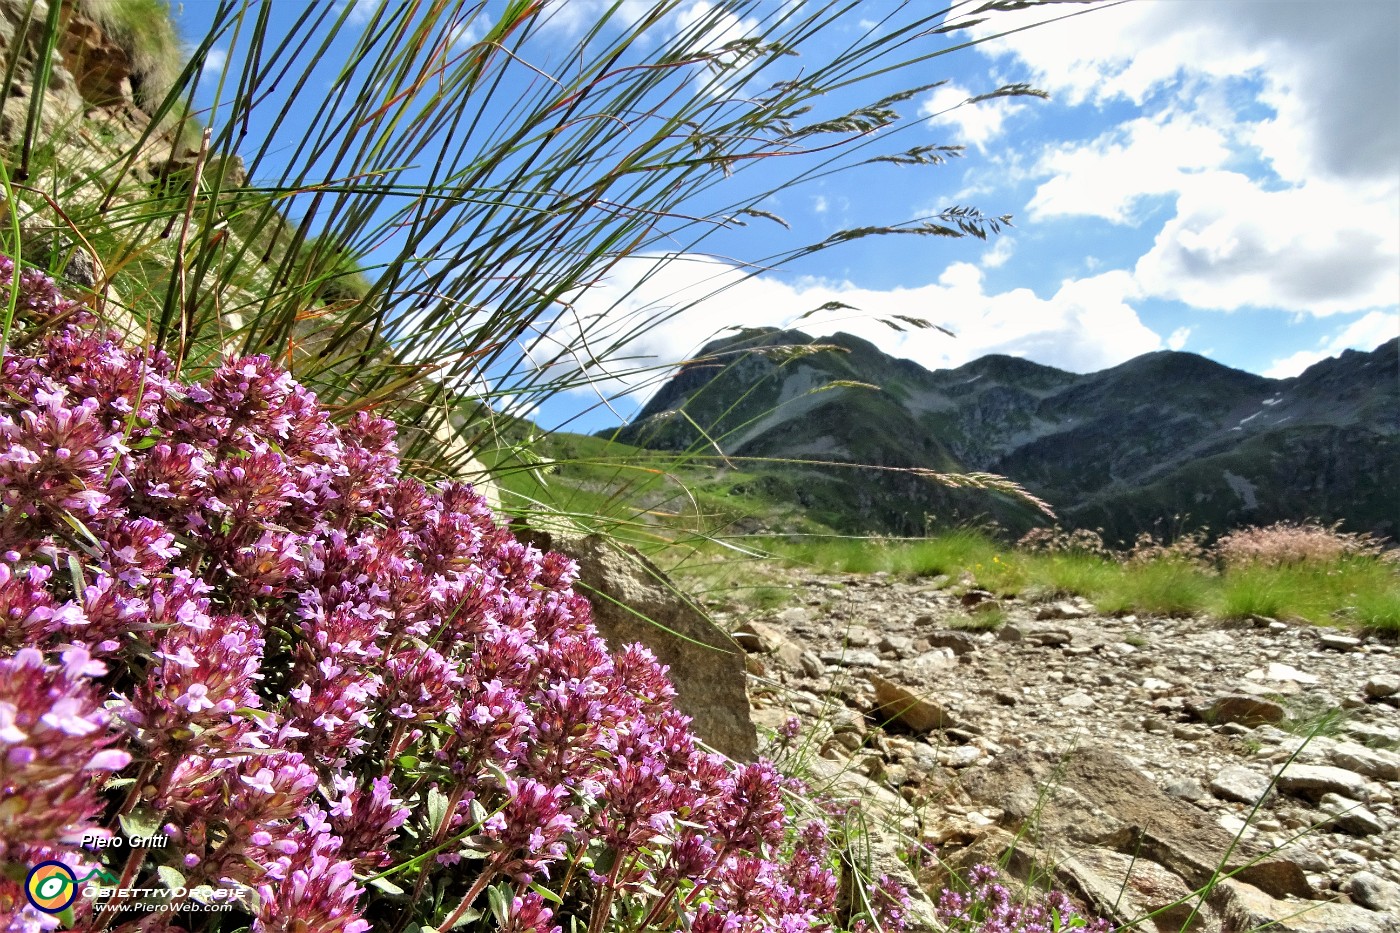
(175, 1), (1399, 430)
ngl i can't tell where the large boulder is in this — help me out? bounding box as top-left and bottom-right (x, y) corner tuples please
(961, 745), (1311, 900)
(1214, 879), (1393, 933)
(516, 526), (757, 761)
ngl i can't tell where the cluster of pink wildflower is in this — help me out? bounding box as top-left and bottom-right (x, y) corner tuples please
(1214, 520), (1386, 568)
(0, 259), (857, 932)
(936, 865), (1114, 933)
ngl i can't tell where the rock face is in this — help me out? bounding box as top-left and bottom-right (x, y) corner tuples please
(519, 528), (757, 761)
(729, 567), (1400, 932)
(961, 745), (1310, 899)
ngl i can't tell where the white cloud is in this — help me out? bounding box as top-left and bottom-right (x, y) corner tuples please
(448, 14), (486, 48)
(535, 0), (656, 36)
(336, 0), (380, 27)
(1133, 172), (1399, 315)
(198, 48), (228, 85)
(971, 2), (1400, 319)
(1166, 327), (1191, 351)
(919, 83), (1024, 152)
(812, 195), (828, 215)
(539, 254), (1163, 405)
(1026, 111), (1232, 223)
(1263, 310), (1399, 378)
(980, 236), (1014, 269)
(967, 1), (1398, 187)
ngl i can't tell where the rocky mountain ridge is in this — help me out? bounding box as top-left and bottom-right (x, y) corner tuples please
(614, 329), (1399, 541)
(720, 568), (1400, 932)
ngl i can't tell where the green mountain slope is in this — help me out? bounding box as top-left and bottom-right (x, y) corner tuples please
(609, 328), (1399, 541)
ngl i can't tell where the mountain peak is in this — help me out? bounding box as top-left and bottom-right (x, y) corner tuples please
(614, 334), (1397, 541)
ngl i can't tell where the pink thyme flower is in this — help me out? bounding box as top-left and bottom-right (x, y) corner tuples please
(0, 646), (131, 859)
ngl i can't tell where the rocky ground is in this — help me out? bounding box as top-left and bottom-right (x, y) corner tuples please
(715, 568), (1400, 933)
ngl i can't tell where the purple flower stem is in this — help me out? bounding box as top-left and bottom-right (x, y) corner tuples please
(587, 855), (625, 933)
(115, 757), (158, 818)
(92, 750), (185, 932)
(635, 880), (681, 932)
(437, 851), (505, 931)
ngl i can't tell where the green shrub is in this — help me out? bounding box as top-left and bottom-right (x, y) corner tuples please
(1092, 560), (1211, 617)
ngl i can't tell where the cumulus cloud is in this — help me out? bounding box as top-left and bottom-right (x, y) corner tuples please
(1263, 310), (1399, 378)
(981, 236), (1014, 269)
(965, 1), (1398, 319)
(1166, 327), (1191, 351)
(1026, 112), (1232, 223)
(534, 0), (657, 36)
(198, 48), (228, 85)
(537, 254), (1163, 406)
(965, 1), (1399, 186)
(1133, 172), (1398, 315)
(918, 82), (1026, 151)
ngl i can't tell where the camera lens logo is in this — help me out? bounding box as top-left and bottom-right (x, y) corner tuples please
(25, 861), (78, 914)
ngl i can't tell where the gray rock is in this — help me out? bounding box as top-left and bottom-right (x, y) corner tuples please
(1056, 846), (1214, 933)
(880, 633), (914, 656)
(822, 648), (883, 668)
(1164, 777), (1208, 801)
(1210, 766), (1276, 805)
(961, 746), (1310, 899)
(1319, 793), (1387, 836)
(518, 529), (755, 760)
(1215, 879), (1393, 933)
(1059, 691), (1096, 709)
(870, 674), (961, 732)
(1331, 741), (1400, 781)
(1192, 694), (1287, 727)
(1364, 674), (1400, 699)
(1319, 632), (1362, 651)
(21, 226), (97, 288)
(908, 647), (959, 672)
(1036, 600), (1090, 621)
(1343, 722), (1400, 747)
(924, 630), (979, 656)
(937, 745), (983, 768)
(1262, 662), (1319, 685)
(959, 588), (996, 608)
(827, 706), (867, 736)
(1271, 763), (1370, 801)
(775, 606), (809, 626)
(1029, 628), (1073, 647)
(1350, 871), (1400, 914)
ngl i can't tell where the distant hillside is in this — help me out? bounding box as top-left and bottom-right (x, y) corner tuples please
(609, 328), (1399, 542)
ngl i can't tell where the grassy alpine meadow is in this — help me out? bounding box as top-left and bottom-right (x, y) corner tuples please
(697, 524), (1399, 632)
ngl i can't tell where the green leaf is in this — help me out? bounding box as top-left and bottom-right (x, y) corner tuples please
(367, 875), (405, 896)
(66, 552), (85, 594)
(234, 706), (274, 724)
(487, 883), (512, 927)
(529, 882), (563, 905)
(426, 787), (450, 831)
(157, 865), (186, 892)
(119, 807), (161, 840)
